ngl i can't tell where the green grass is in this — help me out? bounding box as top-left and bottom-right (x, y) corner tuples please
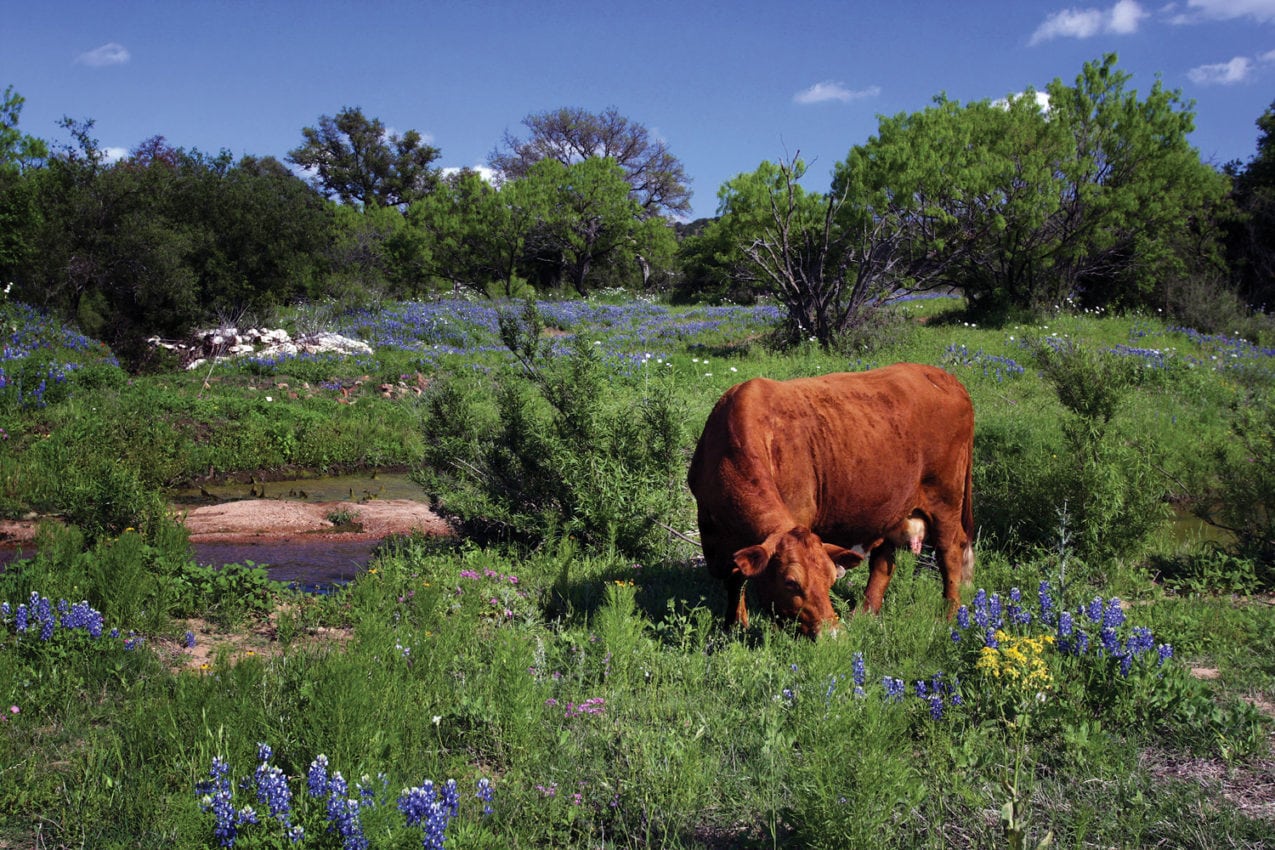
(1, 293), (1274, 846)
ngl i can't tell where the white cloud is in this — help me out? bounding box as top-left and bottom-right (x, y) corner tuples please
(1030, 1), (1148, 44)
(101, 146), (129, 163)
(1183, 0), (1275, 22)
(442, 164), (497, 183)
(1188, 55), (1254, 83)
(76, 42), (130, 67)
(793, 81), (881, 105)
(994, 91), (1053, 112)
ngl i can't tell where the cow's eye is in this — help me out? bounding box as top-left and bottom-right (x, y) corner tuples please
(783, 578), (803, 595)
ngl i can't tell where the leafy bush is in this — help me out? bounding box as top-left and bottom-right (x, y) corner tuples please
(1027, 338), (1169, 564)
(418, 302), (687, 558)
(52, 457), (168, 543)
(1209, 391), (1275, 569)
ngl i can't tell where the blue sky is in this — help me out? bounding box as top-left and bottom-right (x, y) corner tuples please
(3, 0), (1274, 220)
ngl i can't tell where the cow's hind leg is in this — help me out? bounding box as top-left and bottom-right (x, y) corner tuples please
(931, 519), (970, 618)
(861, 542), (898, 614)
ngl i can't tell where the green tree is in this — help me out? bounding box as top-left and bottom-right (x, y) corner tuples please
(523, 157), (643, 295)
(288, 106), (440, 209)
(0, 86), (48, 279)
(715, 155), (944, 346)
(841, 54), (1226, 319)
(489, 106), (691, 218)
(409, 169), (548, 297)
(20, 130), (332, 361)
(1226, 99), (1275, 309)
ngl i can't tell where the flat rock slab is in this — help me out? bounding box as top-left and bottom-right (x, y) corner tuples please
(178, 498), (451, 541)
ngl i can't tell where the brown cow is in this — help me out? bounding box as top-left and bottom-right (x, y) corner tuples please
(687, 363), (975, 637)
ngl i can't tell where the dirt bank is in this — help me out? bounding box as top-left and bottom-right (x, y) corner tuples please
(0, 498), (452, 549)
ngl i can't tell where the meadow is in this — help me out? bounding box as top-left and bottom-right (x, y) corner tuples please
(1, 292), (1274, 848)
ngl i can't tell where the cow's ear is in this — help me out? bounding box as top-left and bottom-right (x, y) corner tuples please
(732, 545), (771, 578)
(824, 542), (872, 579)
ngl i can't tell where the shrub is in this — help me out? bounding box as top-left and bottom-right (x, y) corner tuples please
(1024, 339), (1170, 564)
(1209, 391), (1275, 569)
(418, 301), (687, 558)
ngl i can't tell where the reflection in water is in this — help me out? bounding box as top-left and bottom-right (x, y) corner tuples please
(171, 472), (426, 506)
(190, 538), (378, 590)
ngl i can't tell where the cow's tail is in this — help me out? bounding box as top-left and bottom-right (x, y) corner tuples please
(960, 440), (975, 584)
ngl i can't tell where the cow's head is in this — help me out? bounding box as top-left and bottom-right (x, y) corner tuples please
(732, 526), (868, 637)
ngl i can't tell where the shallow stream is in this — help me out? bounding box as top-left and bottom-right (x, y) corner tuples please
(3, 472), (429, 589)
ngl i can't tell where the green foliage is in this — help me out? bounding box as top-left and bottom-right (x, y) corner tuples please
(524, 157), (646, 295)
(840, 54), (1226, 321)
(16, 134), (332, 362)
(419, 302), (686, 557)
(489, 105), (692, 218)
(287, 106), (440, 209)
(170, 561), (286, 628)
(1210, 391), (1275, 567)
(1018, 338), (1168, 564)
(0, 522), (191, 631)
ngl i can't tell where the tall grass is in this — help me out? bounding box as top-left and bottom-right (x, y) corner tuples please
(1, 292), (1273, 846)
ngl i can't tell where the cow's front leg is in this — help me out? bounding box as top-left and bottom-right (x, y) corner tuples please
(861, 543), (897, 614)
(723, 574), (749, 629)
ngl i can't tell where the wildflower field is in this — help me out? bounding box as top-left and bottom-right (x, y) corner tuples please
(1, 292), (1274, 848)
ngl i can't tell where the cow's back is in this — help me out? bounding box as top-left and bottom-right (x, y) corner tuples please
(689, 363), (973, 553)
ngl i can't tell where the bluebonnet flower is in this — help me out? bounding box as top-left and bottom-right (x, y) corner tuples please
(1102, 598), (1125, 629)
(1100, 627), (1121, 657)
(852, 652), (866, 688)
(185, 630), (197, 648)
(197, 756), (259, 848)
(1127, 626), (1155, 658)
(441, 779), (459, 818)
(325, 773), (368, 850)
(928, 693), (944, 721)
(398, 780), (452, 850)
(307, 754), (330, 798)
(984, 628), (999, 649)
(475, 777), (494, 816)
(1157, 644), (1174, 665)
(1085, 597), (1104, 623)
(252, 759), (294, 833)
(914, 680), (929, 698)
(883, 677), (906, 703)
(1056, 611), (1074, 654)
(972, 589), (989, 628)
(956, 605), (970, 630)
(1038, 580), (1055, 626)
(14, 602), (28, 633)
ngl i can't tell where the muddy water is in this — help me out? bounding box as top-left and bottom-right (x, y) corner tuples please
(4, 473), (430, 589)
(190, 538), (382, 591)
(183, 472), (430, 588)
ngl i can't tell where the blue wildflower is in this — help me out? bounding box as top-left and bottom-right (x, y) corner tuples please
(883, 677), (905, 703)
(307, 754), (330, 798)
(929, 693), (944, 721)
(851, 652), (866, 688)
(476, 777), (494, 816)
(1102, 598), (1126, 629)
(1038, 580), (1055, 626)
